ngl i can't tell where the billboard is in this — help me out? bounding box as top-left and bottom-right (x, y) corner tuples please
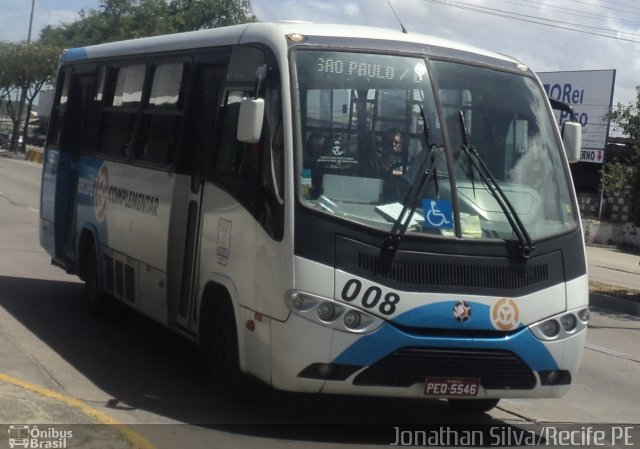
(538, 70), (616, 164)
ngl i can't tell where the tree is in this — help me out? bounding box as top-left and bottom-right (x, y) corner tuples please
(0, 42), (24, 150)
(0, 41), (60, 152)
(40, 0), (256, 48)
(19, 42), (60, 152)
(169, 0), (256, 32)
(605, 86), (640, 225)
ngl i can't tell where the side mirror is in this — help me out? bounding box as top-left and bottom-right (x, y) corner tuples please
(562, 121), (582, 164)
(237, 97), (264, 144)
(549, 97), (582, 164)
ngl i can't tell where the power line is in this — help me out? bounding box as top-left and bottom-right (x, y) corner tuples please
(515, 0), (640, 27)
(425, 0), (640, 37)
(563, 0), (640, 16)
(423, 0), (640, 43)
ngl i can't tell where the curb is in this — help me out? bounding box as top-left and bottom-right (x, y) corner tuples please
(0, 148), (42, 164)
(0, 373), (157, 449)
(26, 147), (43, 163)
(589, 292), (640, 317)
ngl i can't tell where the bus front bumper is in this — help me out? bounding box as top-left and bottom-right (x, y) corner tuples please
(269, 312), (586, 399)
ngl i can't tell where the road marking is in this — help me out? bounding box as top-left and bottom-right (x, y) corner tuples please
(0, 191), (40, 213)
(584, 343), (626, 358)
(0, 373), (157, 449)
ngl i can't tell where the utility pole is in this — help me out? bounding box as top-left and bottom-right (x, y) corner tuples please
(13, 0), (35, 153)
(28, 0), (35, 44)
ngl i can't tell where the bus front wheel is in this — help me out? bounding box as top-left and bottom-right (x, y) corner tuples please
(447, 398), (499, 413)
(209, 299), (247, 398)
(84, 246), (109, 316)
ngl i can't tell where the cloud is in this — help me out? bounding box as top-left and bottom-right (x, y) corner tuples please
(0, 0), (633, 108)
(252, 0), (635, 107)
(0, 1), (81, 42)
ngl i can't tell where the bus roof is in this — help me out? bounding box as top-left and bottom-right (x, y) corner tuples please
(61, 22), (521, 67)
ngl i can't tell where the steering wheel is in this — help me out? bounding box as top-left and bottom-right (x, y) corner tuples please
(386, 160), (409, 177)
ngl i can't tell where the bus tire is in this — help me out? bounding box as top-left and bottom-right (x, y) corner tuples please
(447, 398), (499, 413)
(84, 246), (109, 316)
(209, 298), (247, 399)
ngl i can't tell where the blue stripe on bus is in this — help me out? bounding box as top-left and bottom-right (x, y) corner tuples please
(62, 48), (88, 62)
(333, 320), (558, 372)
(392, 301), (505, 330)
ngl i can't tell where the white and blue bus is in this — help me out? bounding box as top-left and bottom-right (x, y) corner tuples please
(40, 22), (589, 412)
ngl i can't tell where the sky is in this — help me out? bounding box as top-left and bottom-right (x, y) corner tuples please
(0, 0), (638, 110)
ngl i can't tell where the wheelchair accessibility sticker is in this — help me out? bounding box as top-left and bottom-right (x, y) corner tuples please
(422, 199), (453, 229)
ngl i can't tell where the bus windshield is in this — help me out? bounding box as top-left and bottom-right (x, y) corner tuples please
(294, 50), (577, 242)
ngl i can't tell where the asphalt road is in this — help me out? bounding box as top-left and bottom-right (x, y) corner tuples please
(0, 154), (638, 449)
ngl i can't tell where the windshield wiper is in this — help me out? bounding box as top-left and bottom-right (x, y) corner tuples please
(458, 111), (534, 259)
(381, 106), (443, 256)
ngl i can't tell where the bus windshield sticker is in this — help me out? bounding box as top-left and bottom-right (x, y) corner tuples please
(422, 199), (453, 230)
(216, 219), (232, 266)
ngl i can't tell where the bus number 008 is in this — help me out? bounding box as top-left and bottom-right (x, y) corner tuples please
(340, 279), (399, 316)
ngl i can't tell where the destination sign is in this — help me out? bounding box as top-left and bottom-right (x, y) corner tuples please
(296, 51), (428, 88)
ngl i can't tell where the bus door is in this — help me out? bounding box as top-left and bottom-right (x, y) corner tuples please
(50, 66), (99, 266)
(167, 56), (227, 332)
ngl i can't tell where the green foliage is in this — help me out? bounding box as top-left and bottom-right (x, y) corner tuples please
(0, 41), (61, 150)
(40, 0), (257, 48)
(0, 41), (60, 99)
(606, 87), (640, 225)
(169, 0), (257, 32)
(601, 161), (630, 197)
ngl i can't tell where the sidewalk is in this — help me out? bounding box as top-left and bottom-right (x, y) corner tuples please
(586, 244), (640, 317)
(0, 146), (43, 163)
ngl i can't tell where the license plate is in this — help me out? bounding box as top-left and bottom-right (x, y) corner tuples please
(424, 377), (480, 396)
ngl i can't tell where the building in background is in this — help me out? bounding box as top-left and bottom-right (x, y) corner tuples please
(538, 70), (616, 218)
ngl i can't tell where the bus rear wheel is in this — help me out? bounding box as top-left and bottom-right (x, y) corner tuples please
(447, 398), (499, 413)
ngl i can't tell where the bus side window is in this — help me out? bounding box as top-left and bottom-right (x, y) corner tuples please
(47, 70), (71, 149)
(260, 85), (284, 240)
(215, 91), (245, 173)
(135, 61), (190, 166)
(214, 91), (258, 208)
(46, 66), (102, 156)
(99, 64), (145, 159)
(212, 86), (284, 240)
(83, 67), (106, 153)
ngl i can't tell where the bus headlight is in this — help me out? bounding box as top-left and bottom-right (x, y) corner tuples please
(530, 307), (589, 341)
(577, 307), (590, 323)
(285, 290), (384, 334)
(286, 292), (316, 312)
(539, 319), (560, 338)
(560, 314), (577, 332)
(343, 310), (362, 329)
(317, 302), (337, 321)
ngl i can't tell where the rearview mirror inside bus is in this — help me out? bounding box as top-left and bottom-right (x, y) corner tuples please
(237, 97), (265, 144)
(561, 121), (581, 164)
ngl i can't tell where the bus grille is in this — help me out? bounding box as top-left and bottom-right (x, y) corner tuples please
(353, 348), (536, 390)
(357, 253), (548, 290)
(333, 235), (563, 295)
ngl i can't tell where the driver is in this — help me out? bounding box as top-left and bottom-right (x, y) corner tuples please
(376, 129), (408, 202)
(378, 128), (403, 176)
